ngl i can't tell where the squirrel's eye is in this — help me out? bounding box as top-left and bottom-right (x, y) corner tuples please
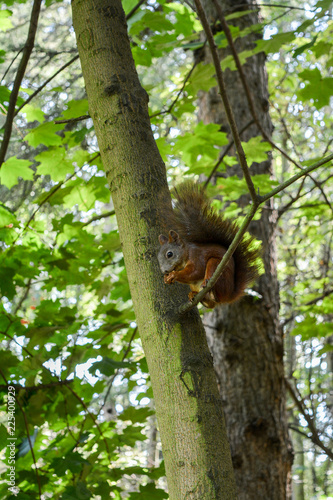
(166, 251), (173, 258)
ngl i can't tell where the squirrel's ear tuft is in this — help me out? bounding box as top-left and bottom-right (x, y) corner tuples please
(159, 234), (168, 245)
(168, 230), (181, 243)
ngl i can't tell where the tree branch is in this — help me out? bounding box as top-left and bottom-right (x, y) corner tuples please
(193, 0), (258, 203)
(281, 287), (333, 328)
(15, 54), (80, 117)
(211, 0), (306, 173)
(204, 119), (255, 188)
(0, 0), (42, 167)
(179, 202), (258, 313)
(180, 153), (333, 313)
(285, 378), (333, 460)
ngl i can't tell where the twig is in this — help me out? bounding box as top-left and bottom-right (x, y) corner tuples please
(82, 209), (115, 227)
(54, 114), (90, 125)
(180, 153), (333, 314)
(0, 0), (42, 167)
(193, 0), (257, 203)
(13, 278), (32, 315)
(211, 0), (304, 173)
(281, 287), (333, 328)
(204, 119), (255, 188)
(14, 54), (80, 117)
(0, 380), (72, 391)
(0, 48), (24, 84)
(273, 102), (333, 216)
(65, 384), (111, 460)
(0, 328), (33, 358)
(13, 153), (100, 244)
(258, 153), (333, 203)
(150, 60), (199, 119)
(179, 202), (258, 313)
(99, 327), (138, 416)
(126, 0), (146, 20)
(285, 378), (333, 459)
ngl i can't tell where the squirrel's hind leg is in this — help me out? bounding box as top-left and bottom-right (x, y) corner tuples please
(203, 257), (235, 304)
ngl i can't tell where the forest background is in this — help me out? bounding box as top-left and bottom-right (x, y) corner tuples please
(0, 0), (332, 498)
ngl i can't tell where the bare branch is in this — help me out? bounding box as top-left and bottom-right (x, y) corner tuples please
(15, 54), (80, 117)
(0, 0), (43, 167)
(193, 0), (258, 203)
(211, 0), (305, 173)
(286, 378), (333, 460)
(54, 114), (90, 125)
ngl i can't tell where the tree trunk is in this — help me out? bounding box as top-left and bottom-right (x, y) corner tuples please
(71, 1), (236, 498)
(198, 1), (293, 498)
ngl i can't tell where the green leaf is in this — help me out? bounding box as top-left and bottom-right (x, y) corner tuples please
(241, 137), (272, 167)
(35, 147), (75, 182)
(297, 68), (333, 109)
(21, 104), (45, 123)
(25, 122), (64, 147)
(0, 85), (11, 106)
(187, 63), (216, 94)
(291, 317), (333, 340)
(62, 99), (89, 119)
(0, 206), (17, 227)
(255, 31), (296, 55)
(89, 357), (135, 376)
(293, 35), (318, 58)
(129, 483), (168, 500)
(0, 10), (13, 31)
(0, 157), (33, 189)
(118, 406), (153, 423)
(174, 122), (228, 168)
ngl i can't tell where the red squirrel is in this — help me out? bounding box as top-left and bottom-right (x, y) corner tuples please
(158, 181), (260, 308)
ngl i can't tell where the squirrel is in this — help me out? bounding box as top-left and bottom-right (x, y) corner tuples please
(158, 181), (260, 308)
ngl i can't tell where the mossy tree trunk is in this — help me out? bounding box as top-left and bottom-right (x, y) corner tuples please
(198, 1), (293, 498)
(71, 1), (236, 498)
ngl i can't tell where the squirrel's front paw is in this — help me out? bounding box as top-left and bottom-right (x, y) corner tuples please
(164, 271), (176, 284)
(188, 291), (198, 302)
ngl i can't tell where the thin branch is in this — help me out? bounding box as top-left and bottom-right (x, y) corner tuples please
(0, 0), (42, 167)
(13, 278), (32, 315)
(13, 153), (100, 244)
(258, 153), (333, 203)
(99, 327), (138, 416)
(282, 287), (333, 328)
(193, 0), (258, 203)
(0, 328), (33, 358)
(14, 54), (80, 117)
(211, 0), (305, 173)
(204, 119), (255, 188)
(126, 0), (147, 20)
(65, 384), (111, 460)
(150, 60), (199, 119)
(0, 48), (24, 84)
(179, 202), (258, 313)
(232, 3), (319, 12)
(286, 378), (333, 460)
(273, 103), (333, 216)
(82, 209), (115, 227)
(180, 153), (333, 314)
(54, 114), (90, 125)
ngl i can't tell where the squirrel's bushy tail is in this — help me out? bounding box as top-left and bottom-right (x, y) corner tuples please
(161, 181), (260, 299)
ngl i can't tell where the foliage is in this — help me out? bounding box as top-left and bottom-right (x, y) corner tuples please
(0, 0), (332, 498)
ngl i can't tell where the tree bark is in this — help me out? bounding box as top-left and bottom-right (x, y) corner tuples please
(71, 1), (237, 498)
(198, 1), (293, 498)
